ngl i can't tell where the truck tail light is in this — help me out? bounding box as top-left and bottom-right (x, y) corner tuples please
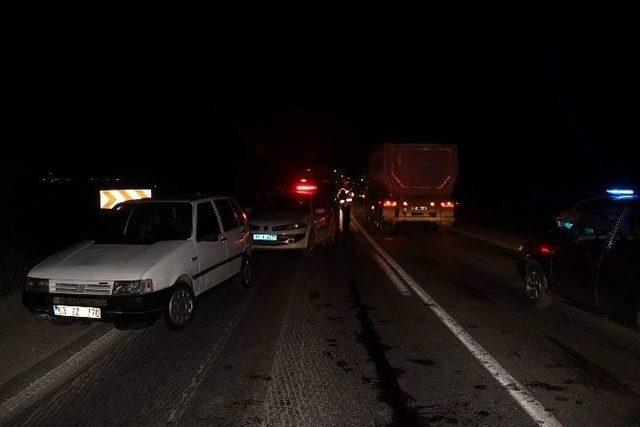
(440, 201), (455, 208)
(383, 200), (397, 207)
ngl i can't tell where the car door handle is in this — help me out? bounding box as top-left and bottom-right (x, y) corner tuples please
(190, 256), (198, 262)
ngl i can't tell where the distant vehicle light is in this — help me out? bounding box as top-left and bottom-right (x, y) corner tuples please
(440, 201), (455, 208)
(100, 189), (152, 209)
(383, 200), (397, 207)
(430, 202), (436, 207)
(561, 221), (573, 230)
(402, 201), (408, 206)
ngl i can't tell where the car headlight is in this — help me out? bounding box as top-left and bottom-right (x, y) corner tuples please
(26, 277), (50, 292)
(271, 222), (308, 231)
(113, 279), (154, 295)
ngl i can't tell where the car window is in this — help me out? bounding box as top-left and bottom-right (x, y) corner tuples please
(229, 198), (246, 225)
(570, 206), (620, 241)
(95, 202), (192, 244)
(214, 199), (240, 231)
(196, 201), (221, 240)
(616, 207), (639, 241)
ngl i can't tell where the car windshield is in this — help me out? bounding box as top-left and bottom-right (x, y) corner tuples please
(94, 202), (192, 244)
(253, 194), (310, 215)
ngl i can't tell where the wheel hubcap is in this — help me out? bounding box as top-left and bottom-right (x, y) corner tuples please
(169, 288), (193, 324)
(525, 269), (542, 299)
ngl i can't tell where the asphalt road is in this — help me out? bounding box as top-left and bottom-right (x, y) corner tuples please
(5, 210), (640, 426)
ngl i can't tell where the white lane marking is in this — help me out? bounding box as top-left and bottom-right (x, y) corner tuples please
(372, 253), (410, 296)
(351, 217), (563, 427)
(0, 329), (126, 424)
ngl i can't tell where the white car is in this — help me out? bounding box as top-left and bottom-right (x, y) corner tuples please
(249, 190), (335, 253)
(22, 195), (252, 329)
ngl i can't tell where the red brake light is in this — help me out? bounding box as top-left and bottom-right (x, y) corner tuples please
(383, 200), (397, 207)
(294, 178), (317, 194)
(440, 201), (455, 208)
(539, 246), (553, 255)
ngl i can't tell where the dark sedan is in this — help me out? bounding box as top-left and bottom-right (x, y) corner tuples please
(518, 191), (639, 330)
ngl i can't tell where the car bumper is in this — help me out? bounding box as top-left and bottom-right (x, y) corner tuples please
(22, 288), (173, 322)
(251, 232), (308, 250)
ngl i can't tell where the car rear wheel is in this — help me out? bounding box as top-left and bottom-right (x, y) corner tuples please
(523, 259), (552, 310)
(165, 284), (195, 330)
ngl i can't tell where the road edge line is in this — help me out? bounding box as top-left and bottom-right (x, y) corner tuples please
(351, 217), (562, 427)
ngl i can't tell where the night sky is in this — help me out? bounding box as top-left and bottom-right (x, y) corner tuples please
(2, 4), (638, 203)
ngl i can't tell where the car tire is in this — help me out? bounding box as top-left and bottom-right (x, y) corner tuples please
(523, 259), (553, 310)
(304, 231), (316, 256)
(165, 283), (195, 330)
(234, 255), (253, 289)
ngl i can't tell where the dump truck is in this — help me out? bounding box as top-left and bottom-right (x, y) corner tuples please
(366, 143), (458, 232)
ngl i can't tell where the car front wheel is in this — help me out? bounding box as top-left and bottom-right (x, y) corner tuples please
(523, 259), (552, 310)
(165, 284), (195, 330)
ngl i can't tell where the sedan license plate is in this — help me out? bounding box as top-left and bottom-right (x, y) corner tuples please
(253, 234), (277, 241)
(53, 305), (101, 319)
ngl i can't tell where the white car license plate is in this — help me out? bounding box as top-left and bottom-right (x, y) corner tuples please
(53, 305), (101, 319)
(253, 234), (277, 241)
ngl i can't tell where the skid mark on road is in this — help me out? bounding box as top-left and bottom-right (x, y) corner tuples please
(349, 277), (426, 425)
(352, 217), (563, 427)
(371, 253), (410, 296)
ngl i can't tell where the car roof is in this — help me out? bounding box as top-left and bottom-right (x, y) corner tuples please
(120, 194), (231, 204)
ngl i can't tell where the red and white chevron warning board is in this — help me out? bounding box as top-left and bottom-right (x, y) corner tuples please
(99, 189), (152, 209)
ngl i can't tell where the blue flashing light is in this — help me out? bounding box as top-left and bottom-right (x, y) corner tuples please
(606, 188), (634, 196)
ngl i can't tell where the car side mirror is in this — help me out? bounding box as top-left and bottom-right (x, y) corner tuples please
(315, 208), (326, 214)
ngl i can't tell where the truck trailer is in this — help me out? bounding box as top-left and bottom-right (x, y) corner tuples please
(366, 143), (458, 232)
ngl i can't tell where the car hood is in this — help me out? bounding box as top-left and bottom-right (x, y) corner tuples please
(29, 240), (186, 281)
(249, 212), (309, 227)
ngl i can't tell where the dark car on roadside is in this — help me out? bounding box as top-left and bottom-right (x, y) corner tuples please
(517, 190), (640, 330)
